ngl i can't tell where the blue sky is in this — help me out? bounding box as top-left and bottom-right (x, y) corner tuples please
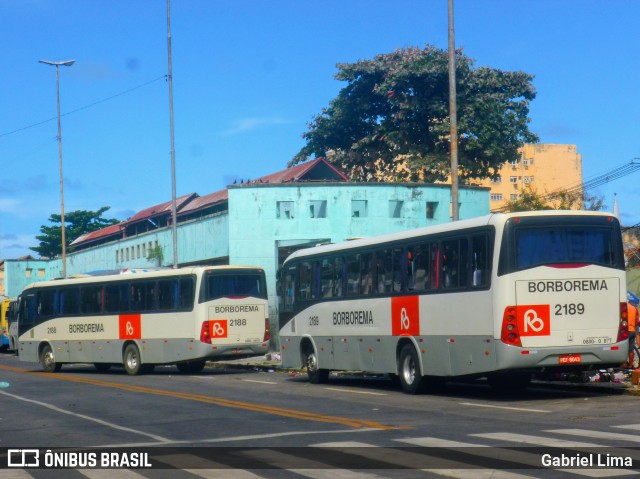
(1, 0), (639, 259)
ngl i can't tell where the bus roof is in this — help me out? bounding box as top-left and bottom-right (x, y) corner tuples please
(283, 210), (619, 264)
(21, 265), (266, 291)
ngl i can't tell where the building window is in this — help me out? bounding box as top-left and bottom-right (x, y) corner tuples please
(351, 200), (367, 218)
(389, 200), (403, 218)
(529, 158), (535, 166)
(137, 245), (140, 259)
(38, 269), (45, 277)
(523, 159), (529, 167)
(25, 269), (32, 278)
(309, 200), (327, 218)
(277, 201), (295, 219)
(426, 201), (438, 219)
(491, 194), (503, 201)
(126, 249), (130, 261)
(510, 176), (517, 183)
(490, 177), (502, 183)
(529, 176), (535, 183)
(510, 194), (518, 200)
(142, 243), (146, 257)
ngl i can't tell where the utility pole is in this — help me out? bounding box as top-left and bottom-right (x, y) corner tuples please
(448, 0), (460, 221)
(39, 59), (75, 278)
(167, 0), (178, 268)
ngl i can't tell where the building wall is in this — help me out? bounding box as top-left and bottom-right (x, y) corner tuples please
(477, 144), (583, 210)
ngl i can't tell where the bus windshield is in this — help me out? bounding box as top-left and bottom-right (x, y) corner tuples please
(203, 270), (267, 300)
(500, 216), (625, 274)
(516, 227), (616, 270)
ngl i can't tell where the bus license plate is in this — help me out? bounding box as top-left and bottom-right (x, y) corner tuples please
(559, 354), (582, 365)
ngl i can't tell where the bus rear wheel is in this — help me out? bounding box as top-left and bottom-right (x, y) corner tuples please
(304, 346), (329, 384)
(398, 345), (424, 394)
(123, 344), (145, 376)
(40, 344), (61, 373)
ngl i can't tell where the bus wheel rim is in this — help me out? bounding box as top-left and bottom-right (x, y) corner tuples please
(402, 356), (415, 385)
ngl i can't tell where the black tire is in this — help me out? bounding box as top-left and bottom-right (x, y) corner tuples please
(633, 339), (640, 369)
(398, 345), (424, 394)
(304, 346), (329, 384)
(123, 344), (144, 376)
(176, 360), (206, 374)
(40, 344), (61, 373)
(94, 363), (111, 373)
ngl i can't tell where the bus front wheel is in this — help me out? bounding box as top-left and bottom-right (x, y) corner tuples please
(304, 346), (329, 384)
(40, 344), (61, 373)
(398, 345), (424, 394)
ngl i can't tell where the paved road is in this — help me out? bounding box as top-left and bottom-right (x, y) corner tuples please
(1, 353), (639, 478)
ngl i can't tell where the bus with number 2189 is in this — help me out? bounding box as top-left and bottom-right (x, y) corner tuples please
(278, 211), (628, 393)
(16, 266), (270, 375)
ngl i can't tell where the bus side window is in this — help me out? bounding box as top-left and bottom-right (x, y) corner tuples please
(281, 267), (296, 311)
(471, 234), (490, 287)
(360, 253), (374, 295)
(429, 242), (440, 289)
(346, 254), (361, 297)
(158, 280), (176, 310)
(179, 278), (194, 310)
(408, 244), (429, 291)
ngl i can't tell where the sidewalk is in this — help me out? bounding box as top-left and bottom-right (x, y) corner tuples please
(208, 354), (640, 395)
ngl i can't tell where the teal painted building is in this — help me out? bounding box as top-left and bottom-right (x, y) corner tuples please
(5, 159), (489, 342)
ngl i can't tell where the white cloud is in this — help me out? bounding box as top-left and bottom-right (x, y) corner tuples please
(221, 117), (287, 136)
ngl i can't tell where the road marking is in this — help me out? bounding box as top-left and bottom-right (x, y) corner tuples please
(242, 449), (384, 478)
(399, 436), (638, 477)
(324, 387), (387, 396)
(471, 432), (604, 448)
(97, 427), (384, 448)
(241, 379), (278, 385)
(0, 364), (395, 430)
(0, 390), (170, 443)
(459, 402), (550, 413)
(423, 470), (537, 479)
(0, 470), (33, 479)
(546, 428), (640, 444)
(154, 454), (263, 478)
(78, 470), (148, 479)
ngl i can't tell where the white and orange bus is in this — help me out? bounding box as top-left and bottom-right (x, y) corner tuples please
(16, 266), (270, 375)
(278, 211), (628, 393)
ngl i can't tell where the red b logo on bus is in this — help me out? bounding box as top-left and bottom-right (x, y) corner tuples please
(119, 314), (141, 340)
(516, 305), (550, 336)
(392, 296), (420, 336)
(210, 320), (228, 338)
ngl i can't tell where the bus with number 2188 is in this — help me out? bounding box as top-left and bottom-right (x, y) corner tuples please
(16, 266), (270, 375)
(278, 211), (628, 393)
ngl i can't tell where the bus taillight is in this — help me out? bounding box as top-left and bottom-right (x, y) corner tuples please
(200, 321), (212, 344)
(618, 302), (629, 342)
(501, 306), (522, 347)
(263, 318), (271, 342)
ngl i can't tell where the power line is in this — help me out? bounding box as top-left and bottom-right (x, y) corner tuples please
(492, 158), (640, 212)
(0, 75), (167, 139)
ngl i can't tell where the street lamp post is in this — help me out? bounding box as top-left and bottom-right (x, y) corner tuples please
(39, 59), (75, 279)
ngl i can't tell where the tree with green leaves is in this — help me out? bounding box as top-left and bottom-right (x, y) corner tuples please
(291, 46), (539, 183)
(503, 187), (606, 213)
(30, 207), (120, 259)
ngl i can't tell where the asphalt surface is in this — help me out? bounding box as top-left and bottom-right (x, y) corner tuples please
(209, 353), (640, 396)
